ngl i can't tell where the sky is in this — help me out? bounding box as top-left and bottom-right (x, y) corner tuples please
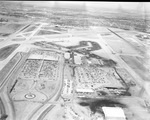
(21, 1), (150, 13)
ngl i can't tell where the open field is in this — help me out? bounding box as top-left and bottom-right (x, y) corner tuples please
(108, 29), (148, 55)
(41, 26), (67, 32)
(0, 44), (20, 61)
(0, 52), (21, 86)
(0, 23), (26, 37)
(0, 2), (150, 120)
(102, 34), (139, 54)
(22, 25), (37, 33)
(67, 41), (101, 51)
(14, 101), (42, 120)
(3, 49), (65, 120)
(0, 14), (28, 22)
(120, 55), (150, 81)
(42, 104), (65, 120)
(37, 30), (61, 36)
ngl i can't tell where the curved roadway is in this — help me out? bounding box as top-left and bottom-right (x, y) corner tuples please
(27, 56), (65, 120)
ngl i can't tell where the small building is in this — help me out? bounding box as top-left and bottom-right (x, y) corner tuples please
(76, 88), (95, 98)
(74, 55), (82, 65)
(102, 107), (126, 120)
(76, 88), (94, 93)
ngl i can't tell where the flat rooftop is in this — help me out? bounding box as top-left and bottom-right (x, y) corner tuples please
(102, 107), (126, 120)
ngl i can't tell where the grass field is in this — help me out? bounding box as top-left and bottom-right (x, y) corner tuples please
(0, 52), (21, 85)
(102, 34), (138, 54)
(120, 55), (150, 81)
(0, 23), (26, 37)
(23, 25), (37, 33)
(0, 44), (20, 61)
(37, 30), (60, 35)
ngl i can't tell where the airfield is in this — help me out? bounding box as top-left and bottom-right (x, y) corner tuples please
(0, 1), (150, 120)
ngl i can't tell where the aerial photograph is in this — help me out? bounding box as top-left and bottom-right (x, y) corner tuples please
(0, 1), (150, 120)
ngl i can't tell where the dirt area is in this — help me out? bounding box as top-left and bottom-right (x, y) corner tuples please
(120, 97), (150, 120)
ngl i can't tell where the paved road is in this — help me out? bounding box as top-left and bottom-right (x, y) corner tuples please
(0, 52), (29, 120)
(36, 56), (65, 120)
(27, 56), (65, 120)
(1, 20), (149, 120)
(92, 27), (145, 86)
(0, 98), (7, 120)
(37, 105), (55, 120)
(0, 22), (66, 120)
